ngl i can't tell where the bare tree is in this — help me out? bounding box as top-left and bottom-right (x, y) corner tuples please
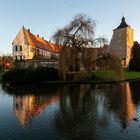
(52, 14), (107, 80)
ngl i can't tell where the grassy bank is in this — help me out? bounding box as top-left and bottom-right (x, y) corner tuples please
(41, 70), (140, 85)
(94, 70), (140, 80)
(124, 71), (140, 80)
(1, 68), (140, 85)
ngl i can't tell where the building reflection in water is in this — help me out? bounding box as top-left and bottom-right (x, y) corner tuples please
(108, 82), (135, 130)
(125, 82), (135, 122)
(14, 95), (59, 127)
(2, 82), (136, 138)
(54, 82), (135, 139)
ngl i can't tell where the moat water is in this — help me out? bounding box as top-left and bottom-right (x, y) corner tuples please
(0, 81), (140, 140)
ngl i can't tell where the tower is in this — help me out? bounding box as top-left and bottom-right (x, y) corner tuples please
(110, 17), (134, 67)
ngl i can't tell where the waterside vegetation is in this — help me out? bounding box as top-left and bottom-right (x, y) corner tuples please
(1, 67), (59, 83)
(1, 67), (140, 84)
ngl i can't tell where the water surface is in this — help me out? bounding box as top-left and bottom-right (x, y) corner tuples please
(0, 82), (140, 140)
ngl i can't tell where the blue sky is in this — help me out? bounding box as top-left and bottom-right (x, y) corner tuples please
(1, 0), (140, 54)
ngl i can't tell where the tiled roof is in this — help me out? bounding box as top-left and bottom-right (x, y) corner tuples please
(24, 27), (60, 53)
(49, 42), (60, 52)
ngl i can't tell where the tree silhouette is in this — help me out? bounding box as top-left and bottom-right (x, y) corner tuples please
(129, 41), (140, 71)
(52, 14), (107, 80)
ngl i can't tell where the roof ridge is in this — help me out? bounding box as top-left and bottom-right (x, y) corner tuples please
(22, 27), (59, 53)
(24, 27), (49, 45)
(22, 26), (29, 45)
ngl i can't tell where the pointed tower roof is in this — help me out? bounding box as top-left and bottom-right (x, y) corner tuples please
(114, 17), (130, 30)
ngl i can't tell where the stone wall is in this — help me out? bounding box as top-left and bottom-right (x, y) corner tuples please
(14, 60), (59, 69)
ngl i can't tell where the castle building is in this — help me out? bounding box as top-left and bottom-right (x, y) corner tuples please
(12, 26), (60, 61)
(110, 17), (134, 67)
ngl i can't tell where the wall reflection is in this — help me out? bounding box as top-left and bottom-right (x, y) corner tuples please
(54, 82), (135, 139)
(1, 84), (60, 127)
(2, 82), (136, 138)
(125, 82), (135, 122)
(103, 82), (135, 130)
(14, 95), (59, 127)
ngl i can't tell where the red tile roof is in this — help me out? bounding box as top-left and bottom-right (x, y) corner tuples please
(49, 42), (60, 52)
(24, 28), (60, 53)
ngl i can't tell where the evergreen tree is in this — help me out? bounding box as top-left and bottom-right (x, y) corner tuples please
(129, 41), (140, 71)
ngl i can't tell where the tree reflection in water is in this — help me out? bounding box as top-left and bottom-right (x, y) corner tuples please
(54, 82), (135, 139)
(129, 81), (140, 105)
(1, 82), (136, 139)
(54, 85), (98, 140)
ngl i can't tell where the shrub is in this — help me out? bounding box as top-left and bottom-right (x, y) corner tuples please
(1, 68), (26, 82)
(24, 67), (59, 82)
(1, 67), (59, 83)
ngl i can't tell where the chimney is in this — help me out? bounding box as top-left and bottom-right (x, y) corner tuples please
(28, 29), (30, 32)
(37, 34), (39, 37)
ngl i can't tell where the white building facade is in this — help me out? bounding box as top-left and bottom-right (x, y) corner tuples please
(12, 26), (60, 61)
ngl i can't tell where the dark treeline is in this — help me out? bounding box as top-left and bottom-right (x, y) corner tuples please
(129, 41), (140, 71)
(1, 67), (59, 83)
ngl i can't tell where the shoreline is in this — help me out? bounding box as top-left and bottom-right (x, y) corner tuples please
(2, 77), (140, 86)
(40, 78), (140, 85)
(2, 70), (140, 85)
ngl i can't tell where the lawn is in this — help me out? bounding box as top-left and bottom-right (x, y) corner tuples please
(2, 69), (140, 85)
(94, 70), (140, 81)
(42, 70), (140, 85)
(124, 71), (140, 80)
(94, 70), (116, 79)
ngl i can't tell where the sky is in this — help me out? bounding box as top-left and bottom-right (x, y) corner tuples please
(1, 0), (140, 54)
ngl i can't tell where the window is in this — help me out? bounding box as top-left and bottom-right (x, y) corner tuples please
(15, 56), (17, 60)
(40, 50), (42, 55)
(15, 45), (22, 51)
(36, 49), (40, 55)
(30, 47), (35, 52)
(20, 46), (22, 51)
(15, 46), (18, 51)
(51, 54), (57, 59)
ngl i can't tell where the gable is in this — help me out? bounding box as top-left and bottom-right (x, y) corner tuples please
(12, 26), (28, 46)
